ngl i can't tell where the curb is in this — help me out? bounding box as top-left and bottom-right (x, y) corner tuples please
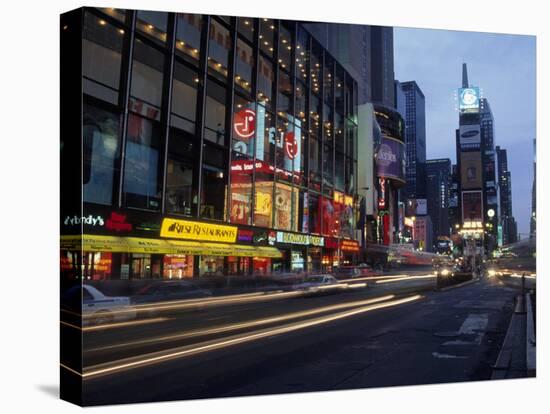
(491, 296), (522, 379)
(525, 293), (536, 375)
(438, 277), (480, 292)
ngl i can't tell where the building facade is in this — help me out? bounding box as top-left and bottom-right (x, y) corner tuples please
(425, 158), (451, 243)
(401, 81), (426, 201)
(61, 8), (362, 281)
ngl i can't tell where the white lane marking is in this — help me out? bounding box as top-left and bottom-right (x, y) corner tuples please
(432, 352), (467, 359)
(443, 313), (488, 346)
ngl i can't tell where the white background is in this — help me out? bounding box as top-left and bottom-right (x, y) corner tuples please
(0, 0), (547, 412)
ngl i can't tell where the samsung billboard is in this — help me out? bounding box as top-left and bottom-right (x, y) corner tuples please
(375, 136), (406, 184)
(459, 124), (481, 148)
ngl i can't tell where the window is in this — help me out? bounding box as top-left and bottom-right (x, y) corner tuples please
(235, 38), (254, 95)
(257, 56), (274, 109)
(83, 103), (120, 205)
(237, 17), (255, 42)
(136, 10), (168, 44)
(278, 24), (292, 71)
(256, 107), (275, 164)
(274, 183), (299, 231)
(259, 19), (276, 58)
(201, 165), (226, 221)
(204, 80), (227, 145)
(82, 11), (124, 104)
(295, 81), (307, 124)
(324, 54), (333, 104)
(310, 94), (321, 137)
(171, 62), (198, 134)
(254, 171), (273, 227)
(310, 42), (322, 96)
(208, 19), (230, 81)
(232, 95), (256, 158)
(130, 38), (166, 111)
(230, 154), (253, 225)
(123, 114), (162, 210)
(296, 28), (309, 83)
(175, 13), (202, 65)
(166, 158), (194, 215)
(309, 136), (322, 192)
(277, 69), (292, 114)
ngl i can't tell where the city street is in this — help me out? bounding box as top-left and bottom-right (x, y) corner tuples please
(75, 272), (531, 406)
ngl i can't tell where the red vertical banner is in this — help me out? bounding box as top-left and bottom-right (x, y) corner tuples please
(383, 214), (391, 245)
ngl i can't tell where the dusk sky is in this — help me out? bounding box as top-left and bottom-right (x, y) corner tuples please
(393, 27), (536, 238)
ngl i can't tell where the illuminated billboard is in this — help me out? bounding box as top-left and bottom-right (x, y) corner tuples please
(458, 87), (480, 113)
(460, 151), (483, 189)
(459, 124), (481, 148)
(462, 191), (483, 222)
(375, 136), (406, 183)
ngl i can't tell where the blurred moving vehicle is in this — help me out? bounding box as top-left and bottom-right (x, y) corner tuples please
(62, 284), (136, 326)
(293, 274), (345, 295)
(132, 280), (212, 304)
(334, 265), (374, 279)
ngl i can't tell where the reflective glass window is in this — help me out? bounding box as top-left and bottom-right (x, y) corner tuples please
(171, 61), (198, 134)
(204, 80), (227, 145)
(136, 10), (168, 44)
(175, 13), (202, 65)
(208, 19), (230, 81)
(83, 103), (120, 205)
(259, 18), (276, 57)
(122, 114), (162, 210)
(235, 38), (254, 95)
(82, 12), (124, 104)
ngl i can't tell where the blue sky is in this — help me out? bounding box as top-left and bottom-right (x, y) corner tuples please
(394, 27), (536, 238)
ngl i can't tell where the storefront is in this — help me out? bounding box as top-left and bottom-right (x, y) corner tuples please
(61, 210), (283, 280)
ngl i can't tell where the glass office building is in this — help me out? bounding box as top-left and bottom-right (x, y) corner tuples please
(61, 7), (360, 280)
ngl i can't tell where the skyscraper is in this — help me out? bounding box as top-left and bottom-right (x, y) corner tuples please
(496, 146), (517, 245)
(426, 158), (451, 242)
(530, 138), (536, 239)
(401, 81), (426, 200)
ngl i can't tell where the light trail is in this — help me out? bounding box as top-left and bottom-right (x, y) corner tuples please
(82, 290), (303, 320)
(85, 294), (396, 353)
(83, 317), (173, 332)
(80, 294), (423, 379)
(375, 274), (437, 284)
(339, 274), (415, 283)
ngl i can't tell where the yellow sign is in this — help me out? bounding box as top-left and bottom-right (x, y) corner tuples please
(160, 218), (237, 243)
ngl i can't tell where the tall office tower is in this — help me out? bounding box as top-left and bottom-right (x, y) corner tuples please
(480, 97), (499, 243)
(496, 146), (514, 244)
(426, 159), (451, 242)
(302, 23), (372, 105)
(401, 81), (426, 200)
(448, 164), (460, 232)
(394, 80), (406, 120)
(530, 138), (536, 239)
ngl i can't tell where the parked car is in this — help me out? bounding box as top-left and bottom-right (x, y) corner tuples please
(62, 284), (136, 326)
(293, 274), (345, 296)
(132, 280), (212, 304)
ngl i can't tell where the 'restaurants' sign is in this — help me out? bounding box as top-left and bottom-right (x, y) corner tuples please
(276, 231), (324, 246)
(324, 238), (360, 252)
(160, 218), (237, 243)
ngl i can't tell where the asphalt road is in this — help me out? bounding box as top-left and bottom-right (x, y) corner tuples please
(77, 273), (527, 406)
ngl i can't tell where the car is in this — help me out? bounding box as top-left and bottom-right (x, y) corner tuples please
(293, 274), (346, 295)
(62, 284), (136, 326)
(132, 280), (212, 304)
(333, 267), (362, 279)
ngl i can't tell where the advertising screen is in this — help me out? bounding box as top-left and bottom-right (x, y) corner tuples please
(415, 198), (427, 215)
(462, 191), (483, 222)
(460, 151), (483, 189)
(458, 87), (480, 113)
(459, 124), (481, 148)
(376, 136), (406, 183)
